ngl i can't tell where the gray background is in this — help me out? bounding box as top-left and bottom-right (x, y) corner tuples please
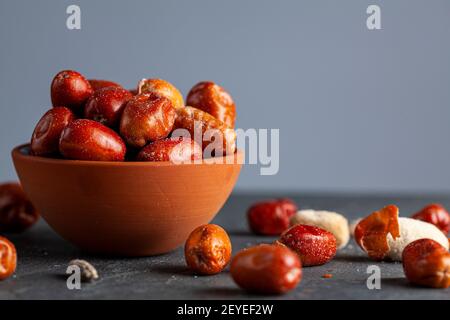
(1, 0), (450, 193)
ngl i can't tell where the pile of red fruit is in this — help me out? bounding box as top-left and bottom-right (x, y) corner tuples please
(30, 70), (237, 162)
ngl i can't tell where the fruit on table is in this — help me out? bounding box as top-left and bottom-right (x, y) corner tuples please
(290, 209), (350, 249)
(88, 79), (122, 91)
(138, 78), (184, 109)
(279, 224), (337, 266)
(184, 224), (232, 275)
(0, 236), (17, 280)
(355, 205), (449, 261)
(402, 239), (450, 288)
(247, 198), (297, 236)
(186, 81), (236, 128)
(30, 107), (75, 156)
(0, 182), (39, 233)
(50, 70), (93, 114)
(230, 244), (302, 294)
(59, 119), (126, 161)
(137, 137), (202, 163)
(173, 106), (236, 156)
(120, 93), (176, 148)
(84, 87), (132, 128)
(412, 204), (450, 234)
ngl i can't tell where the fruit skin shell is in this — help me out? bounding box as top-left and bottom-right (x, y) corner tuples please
(138, 78), (184, 109)
(402, 239), (450, 288)
(230, 244), (302, 294)
(279, 224), (337, 266)
(88, 79), (122, 91)
(173, 106), (236, 156)
(137, 137), (202, 163)
(0, 236), (17, 281)
(184, 224), (232, 275)
(119, 94), (176, 148)
(51, 70), (93, 114)
(247, 198), (297, 236)
(0, 182), (39, 233)
(186, 81), (236, 128)
(31, 107), (75, 156)
(59, 119), (126, 161)
(84, 87), (132, 128)
(412, 204), (450, 234)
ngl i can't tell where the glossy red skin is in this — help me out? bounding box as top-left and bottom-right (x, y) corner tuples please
(119, 94), (176, 148)
(412, 204), (450, 234)
(51, 70), (93, 114)
(59, 119), (126, 161)
(247, 198), (298, 236)
(30, 107), (75, 156)
(187, 81), (236, 128)
(402, 239), (450, 288)
(138, 78), (184, 109)
(0, 236), (17, 280)
(280, 224), (337, 266)
(184, 224), (232, 275)
(0, 183), (39, 233)
(137, 137), (202, 163)
(88, 79), (122, 91)
(84, 87), (132, 128)
(230, 244), (302, 294)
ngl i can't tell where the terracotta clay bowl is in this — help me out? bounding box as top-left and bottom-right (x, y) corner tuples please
(12, 144), (243, 256)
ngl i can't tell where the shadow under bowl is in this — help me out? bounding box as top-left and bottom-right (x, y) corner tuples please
(12, 144), (243, 256)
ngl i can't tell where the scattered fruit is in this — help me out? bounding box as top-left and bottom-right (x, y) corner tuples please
(230, 244), (302, 294)
(0, 182), (39, 233)
(0, 236), (17, 281)
(247, 198), (297, 235)
(68, 259), (99, 282)
(412, 204), (450, 234)
(402, 239), (450, 288)
(290, 209), (350, 249)
(184, 224), (232, 275)
(279, 224), (337, 266)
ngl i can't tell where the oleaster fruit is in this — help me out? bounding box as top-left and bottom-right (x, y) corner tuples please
(355, 205), (449, 261)
(402, 239), (450, 289)
(247, 198), (297, 236)
(279, 224), (337, 266)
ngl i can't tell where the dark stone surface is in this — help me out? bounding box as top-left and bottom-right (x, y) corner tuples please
(0, 193), (449, 300)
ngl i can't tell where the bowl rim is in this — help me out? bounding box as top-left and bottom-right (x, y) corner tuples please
(12, 144), (244, 167)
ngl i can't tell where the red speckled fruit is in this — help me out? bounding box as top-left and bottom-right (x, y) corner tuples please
(230, 244), (302, 294)
(184, 224), (232, 275)
(0, 236), (17, 280)
(279, 224), (337, 266)
(50, 70), (93, 114)
(0, 182), (39, 233)
(412, 204), (450, 234)
(84, 87), (132, 128)
(31, 107), (75, 156)
(138, 78), (184, 109)
(88, 79), (122, 91)
(59, 119), (126, 161)
(186, 81), (236, 128)
(247, 198), (298, 236)
(402, 239), (450, 288)
(137, 137), (202, 163)
(119, 93), (176, 148)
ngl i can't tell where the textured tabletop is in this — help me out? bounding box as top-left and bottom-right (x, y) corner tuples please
(0, 193), (449, 300)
